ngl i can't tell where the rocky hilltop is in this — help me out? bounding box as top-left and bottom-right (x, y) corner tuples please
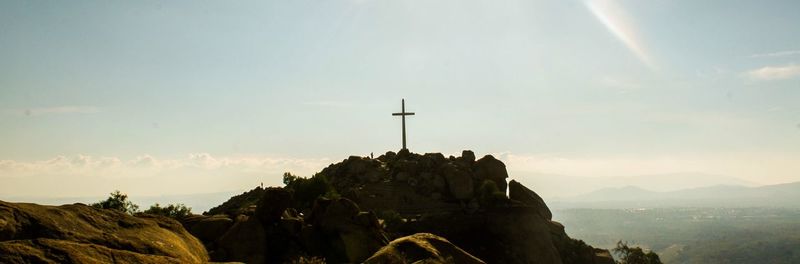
(0, 150), (615, 263)
(188, 149), (615, 264)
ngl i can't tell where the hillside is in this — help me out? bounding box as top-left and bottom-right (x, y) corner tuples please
(554, 207), (800, 264)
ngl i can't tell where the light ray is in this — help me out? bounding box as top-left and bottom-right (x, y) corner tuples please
(586, 0), (656, 69)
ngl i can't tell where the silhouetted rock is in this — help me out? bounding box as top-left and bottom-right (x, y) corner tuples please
(509, 179), (552, 220)
(399, 206), (562, 264)
(461, 150), (476, 163)
(255, 187), (293, 224)
(364, 233), (486, 264)
(473, 155), (509, 193)
(195, 150), (619, 264)
(181, 214), (233, 246)
(308, 197), (389, 263)
(205, 187), (264, 217)
(441, 163), (474, 200)
(0, 201), (208, 263)
(215, 215), (267, 264)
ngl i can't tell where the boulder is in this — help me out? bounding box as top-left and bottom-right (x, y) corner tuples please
(0, 201), (208, 263)
(255, 187), (293, 224)
(399, 206), (562, 264)
(181, 214), (233, 246)
(473, 155), (509, 193)
(508, 180), (552, 220)
(364, 233), (486, 264)
(441, 163), (474, 200)
(215, 216), (267, 263)
(308, 198), (388, 263)
(461, 150), (476, 163)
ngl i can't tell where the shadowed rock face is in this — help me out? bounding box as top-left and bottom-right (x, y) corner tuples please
(365, 233), (486, 264)
(0, 201), (208, 263)
(509, 179), (553, 220)
(192, 187), (389, 264)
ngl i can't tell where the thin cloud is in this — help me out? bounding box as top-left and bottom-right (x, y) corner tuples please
(747, 64), (800, 80)
(749, 50), (800, 58)
(0, 153), (332, 178)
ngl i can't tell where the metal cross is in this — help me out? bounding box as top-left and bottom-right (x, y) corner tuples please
(392, 99), (415, 150)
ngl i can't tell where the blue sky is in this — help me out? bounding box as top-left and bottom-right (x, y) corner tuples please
(1, 0), (799, 198)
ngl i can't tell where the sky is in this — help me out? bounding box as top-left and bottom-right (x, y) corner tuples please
(1, 0), (799, 199)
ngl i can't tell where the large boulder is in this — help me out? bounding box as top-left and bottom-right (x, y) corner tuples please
(255, 187), (293, 224)
(441, 163), (474, 200)
(398, 206), (562, 264)
(473, 155), (509, 193)
(0, 201), (208, 263)
(214, 215), (267, 263)
(364, 233), (486, 264)
(508, 180), (552, 220)
(181, 214), (233, 246)
(461, 150), (476, 163)
(308, 198), (388, 263)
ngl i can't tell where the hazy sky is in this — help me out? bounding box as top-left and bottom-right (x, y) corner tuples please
(1, 0), (799, 198)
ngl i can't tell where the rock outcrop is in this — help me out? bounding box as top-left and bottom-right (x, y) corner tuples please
(364, 233), (486, 264)
(188, 187), (389, 263)
(311, 150), (614, 264)
(509, 179), (552, 220)
(0, 201), (208, 263)
(190, 149), (619, 264)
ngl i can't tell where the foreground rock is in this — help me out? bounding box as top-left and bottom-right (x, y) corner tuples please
(0, 201), (208, 263)
(365, 233), (486, 264)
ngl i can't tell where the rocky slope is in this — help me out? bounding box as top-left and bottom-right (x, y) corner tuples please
(0, 201), (208, 263)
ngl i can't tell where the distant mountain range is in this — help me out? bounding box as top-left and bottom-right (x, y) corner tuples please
(551, 181), (800, 209)
(510, 171), (757, 199)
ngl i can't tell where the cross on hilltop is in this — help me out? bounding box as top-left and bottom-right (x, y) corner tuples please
(392, 99), (415, 150)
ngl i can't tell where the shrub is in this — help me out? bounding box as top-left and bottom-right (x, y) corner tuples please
(143, 203), (192, 219)
(287, 256), (326, 264)
(375, 210), (404, 232)
(91, 190), (140, 215)
(614, 240), (662, 264)
(477, 180), (508, 207)
(283, 172), (334, 209)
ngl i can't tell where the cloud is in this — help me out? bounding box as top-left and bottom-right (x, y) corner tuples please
(0, 153), (334, 197)
(0, 153), (332, 179)
(749, 50), (800, 58)
(747, 64), (800, 80)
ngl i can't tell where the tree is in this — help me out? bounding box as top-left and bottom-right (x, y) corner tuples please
(143, 203), (192, 219)
(283, 172), (334, 209)
(614, 241), (662, 264)
(91, 190), (139, 215)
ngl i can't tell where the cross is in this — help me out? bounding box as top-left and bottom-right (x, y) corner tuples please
(392, 99), (415, 150)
